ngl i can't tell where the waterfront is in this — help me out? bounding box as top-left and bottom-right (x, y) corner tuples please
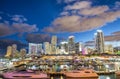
(1, 55), (120, 79)
(0, 75), (116, 79)
(0, 74), (117, 79)
(99, 74), (116, 79)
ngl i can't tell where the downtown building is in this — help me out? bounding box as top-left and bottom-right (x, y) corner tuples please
(5, 44), (19, 58)
(94, 30), (105, 53)
(51, 36), (57, 54)
(68, 36), (75, 54)
(5, 46), (13, 58)
(29, 43), (43, 55)
(104, 44), (114, 54)
(75, 42), (83, 54)
(44, 42), (51, 55)
(60, 41), (69, 54)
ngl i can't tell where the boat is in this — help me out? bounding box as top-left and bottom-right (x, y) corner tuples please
(64, 69), (98, 79)
(3, 70), (49, 79)
(116, 71), (120, 76)
(116, 71), (120, 79)
(0, 62), (8, 71)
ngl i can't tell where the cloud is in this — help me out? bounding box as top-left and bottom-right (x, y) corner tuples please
(44, 15), (81, 32)
(60, 11), (70, 16)
(0, 23), (38, 36)
(104, 35), (120, 41)
(0, 13), (38, 36)
(0, 23), (14, 36)
(79, 6), (109, 16)
(115, 1), (120, 8)
(12, 23), (38, 33)
(65, 1), (91, 10)
(43, 1), (120, 33)
(104, 35), (116, 41)
(104, 31), (120, 41)
(26, 33), (51, 43)
(84, 41), (95, 46)
(44, 10), (120, 33)
(11, 15), (27, 22)
(112, 31), (120, 35)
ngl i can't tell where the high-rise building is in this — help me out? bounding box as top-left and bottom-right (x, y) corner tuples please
(29, 43), (43, 55)
(44, 42), (51, 54)
(37, 44), (43, 54)
(5, 44), (19, 58)
(94, 30), (105, 53)
(29, 43), (38, 55)
(56, 47), (60, 54)
(20, 48), (27, 59)
(105, 44), (113, 54)
(12, 44), (18, 57)
(75, 42), (83, 54)
(60, 41), (68, 54)
(68, 36), (75, 54)
(51, 36), (57, 54)
(5, 46), (12, 58)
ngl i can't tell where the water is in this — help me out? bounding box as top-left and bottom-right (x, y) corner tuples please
(99, 74), (116, 79)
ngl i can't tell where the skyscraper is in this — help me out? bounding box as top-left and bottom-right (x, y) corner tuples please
(29, 43), (37, 55)
(60, 41), (68, 54)
(5, 46), (12, 58)
(5, 44), (19, 58)
(12, 44), (18, 57)
(51, 36), (57, 54)
(68, 36), (75, 54)
(29, 43), (43, 55)
(94, 30), (105, 53)
(37, 44), (43, 55)
(75, 42), (83, 54)
(44, 42), (51, 54)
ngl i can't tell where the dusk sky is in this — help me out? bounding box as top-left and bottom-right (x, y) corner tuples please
(0, 0), (120, 55)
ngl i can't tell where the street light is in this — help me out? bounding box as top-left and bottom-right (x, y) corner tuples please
(106, 76), (110, 79)
(105, 64), (109, 72)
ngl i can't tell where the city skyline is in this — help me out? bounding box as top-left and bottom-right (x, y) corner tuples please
(0, 0), (120, 55)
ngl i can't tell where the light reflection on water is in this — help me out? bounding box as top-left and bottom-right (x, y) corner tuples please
(99, 74), (116, 79)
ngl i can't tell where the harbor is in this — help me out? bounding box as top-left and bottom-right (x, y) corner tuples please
(0, 0), (120, 78)
(1, 54), (120, 79)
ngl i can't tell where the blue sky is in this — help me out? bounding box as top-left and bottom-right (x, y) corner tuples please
(0, 0), (120, 54)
